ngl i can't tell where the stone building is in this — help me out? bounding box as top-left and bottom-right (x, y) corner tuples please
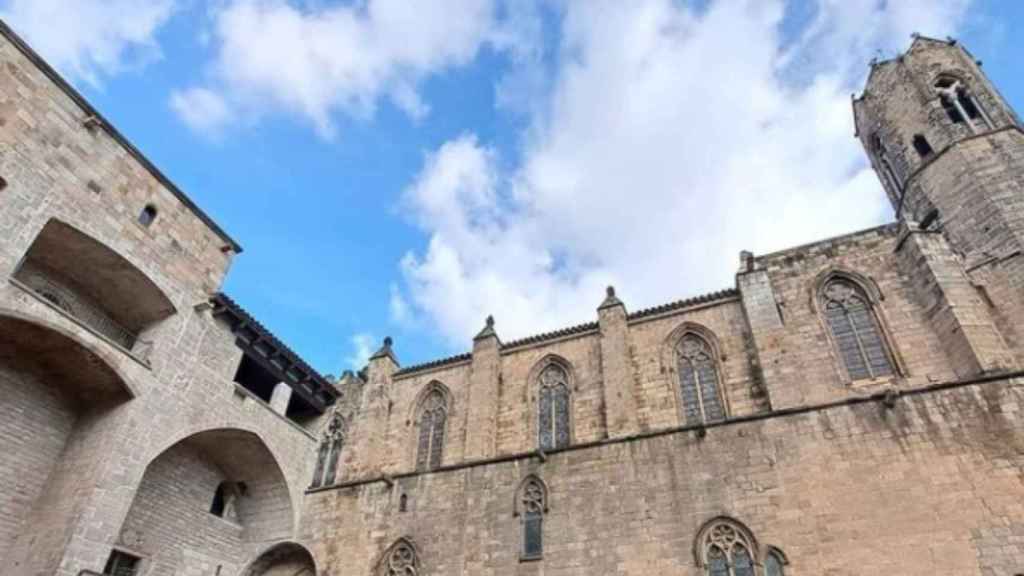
(1, 20), (1023, 576)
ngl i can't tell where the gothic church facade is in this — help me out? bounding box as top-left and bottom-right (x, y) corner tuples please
(1, 22), (1024, 576)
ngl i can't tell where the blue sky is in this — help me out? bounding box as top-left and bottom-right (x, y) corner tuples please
(2, 0), (1020, 377)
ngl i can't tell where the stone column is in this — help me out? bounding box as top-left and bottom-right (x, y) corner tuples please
(597, 287), (638, 438)
(464, 316), (500, 460)
(269, 382), (292, 416)
(736, 251), (792, 408)
(895, 221), (1016, 377)
(357, 337), (398, 475)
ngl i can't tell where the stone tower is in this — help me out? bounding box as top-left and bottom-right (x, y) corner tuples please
(853, 35), (1024, 361)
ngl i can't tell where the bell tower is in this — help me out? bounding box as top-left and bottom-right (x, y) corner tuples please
(853, 35), (1024, 365)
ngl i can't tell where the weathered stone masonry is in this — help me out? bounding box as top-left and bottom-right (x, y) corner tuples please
(1, 23), (1024, 576)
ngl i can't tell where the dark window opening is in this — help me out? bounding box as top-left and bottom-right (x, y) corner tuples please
(0, 176), (7, 191)
(913, 134), (934, 157)
(210, 482), (228, 516)
(941, 95), (964, 123)
(104, 550), (141, 576)
(958, 89), (982, 119)
(399, 493), (408, 512)
(138, 204), (157, 227)
(233, 354), (279, 403)
(935, 77), (956, 89)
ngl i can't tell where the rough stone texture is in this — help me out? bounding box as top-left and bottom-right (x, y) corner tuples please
(2, 24), (1024, 576)
(304, 378), (1024, 576)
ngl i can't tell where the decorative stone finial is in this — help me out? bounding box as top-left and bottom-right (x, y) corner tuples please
(598, 285), (624, 311)
(474, 315), (499, 341)
(370, 336), (399, 364)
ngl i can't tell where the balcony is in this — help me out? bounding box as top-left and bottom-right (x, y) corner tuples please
(12, 219), (176, 360)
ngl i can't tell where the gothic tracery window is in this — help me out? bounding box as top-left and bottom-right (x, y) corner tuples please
(538, 363), (571, 451)
(379, 539), (419, 576)
(416, 388), (447, 471)
(935, 76), (991, 131)
(700, 520), (757, 576)
(821, 277), (894, 381)
(676, 334), (725, 424)
(517, 476), (548, 560)
(311, 413), (344, 488)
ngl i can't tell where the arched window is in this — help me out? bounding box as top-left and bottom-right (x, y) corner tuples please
(538, 363), (570, 450)
(516, 476), (548, 560)
(870, 133), (902, 196)
(765, 548), (787, 576)
(378, 539), (420, 576)
(698, 519), (757, 576)
(416, 388), (447, 471)
(676, 334), (725, 424)
(935, 76), (991, 131)
(821, 277), (895, 381)
(912, 134), (934, 158)
(138, 204), (158, 228)
(209, 481), (243, 522)
(311, 414), (344, 487)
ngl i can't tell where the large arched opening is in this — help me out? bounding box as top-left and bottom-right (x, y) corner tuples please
(241, 542), (317, 576)
(0, 312), (135, 574)
(112, 428), (295, 575)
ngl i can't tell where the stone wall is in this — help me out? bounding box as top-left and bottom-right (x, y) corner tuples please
(0, 366), (77, 561)
(303, 376), (1024, 576)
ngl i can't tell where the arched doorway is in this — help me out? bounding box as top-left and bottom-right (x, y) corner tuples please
(242, 542), (317, 576)
(113, 429), (295, 575)
(0, 312), (135, 574)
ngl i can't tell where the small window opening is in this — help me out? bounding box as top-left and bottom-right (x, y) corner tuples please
(104, 550), (141, 576)
(913, 134), (934, 158)
(0, 176), (7, 191)
(138, 204), (157, 228)
(399, 493), (408, 512)
(210, 482), (227, 516)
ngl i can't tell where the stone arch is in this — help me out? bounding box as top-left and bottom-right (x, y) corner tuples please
(0, 307), (139, 399)
(692, 516), (761, 571)
(661, 322), (729, 425)
(808, 267), (884, 312)
(526, 354), (576, 451)
(0, 310), (139, 572)
(13, 218), (177, 354)
(375, 537), (421, 576)
(513, 474), (550, 517)
(809, 267), (904, 383)
(240, 541), (317, 576)
(116, 428), (296, 574)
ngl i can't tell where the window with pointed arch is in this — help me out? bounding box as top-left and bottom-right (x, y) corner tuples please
(698, 520), (757, 576)
(764, 548), (787, 576)
(935, 75), (991, 131)
(416, 387), (447, 471)
(820, 277), (895, 381)
(311, 413), (345, 488)
(378, 539), (420, 576)
(676, 334), (726, 424)
(516, 476), (548, 560)
(538, 363), (571, 451)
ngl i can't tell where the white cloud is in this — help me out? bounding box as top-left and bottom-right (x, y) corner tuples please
(173, 0), (499, 137)
(345, 332), (376, 370)
(396, 0), (974, 349)
(169, 87), (234, 135)
(0, 0), (176, 86)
